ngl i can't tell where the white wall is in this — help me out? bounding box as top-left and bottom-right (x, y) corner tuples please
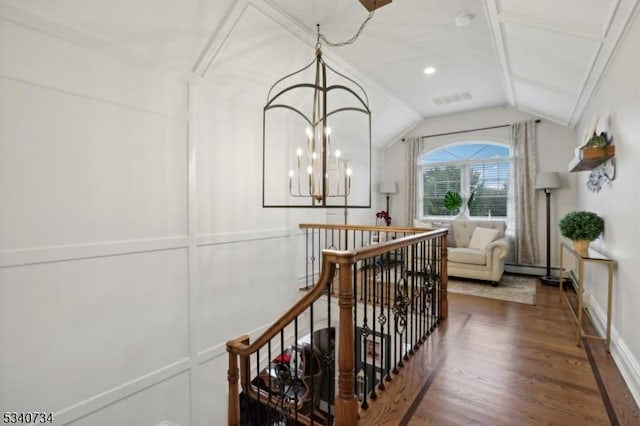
(381, 105), (577, 270)
(574, 7), (640, 405)
(0, 7), (307, 426)
(0, 13), (197, 426)
(0, 2), (393, 425)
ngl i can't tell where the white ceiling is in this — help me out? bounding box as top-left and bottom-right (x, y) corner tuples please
(1, 0), (638, 130)
(267, 0), (508, 120)
(487, 0), (639, 127)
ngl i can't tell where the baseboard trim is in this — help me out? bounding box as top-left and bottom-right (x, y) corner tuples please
(504, 263), (564, 276)
(587, 296), (640, 410)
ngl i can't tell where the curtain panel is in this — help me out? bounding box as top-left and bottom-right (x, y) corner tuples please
(511, 121), (539, 265)
(404, 136), (423, 227)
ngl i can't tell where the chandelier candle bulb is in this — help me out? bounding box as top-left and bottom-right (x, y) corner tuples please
(306, 128), (312, 152)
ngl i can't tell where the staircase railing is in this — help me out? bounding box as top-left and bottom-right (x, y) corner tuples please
(298, 224), (436, 291)
(226, 225), (448, 425)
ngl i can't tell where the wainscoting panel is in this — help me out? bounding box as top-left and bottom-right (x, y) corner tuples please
(65, 371), (191, 426)
(0, 16), (188, 252)
(0, 76), (187, 250)
(0, 248), (190, 415)
(194, 234), (298, 354)
(0, 17), (185, 118)
(0, 2), (361, 424)
(190, 355), (229, 426)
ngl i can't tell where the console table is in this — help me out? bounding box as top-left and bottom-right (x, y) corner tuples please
(559, 242), (614, 352)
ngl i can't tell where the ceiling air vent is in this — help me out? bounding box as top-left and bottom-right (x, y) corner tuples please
(432, 91), (472, 106)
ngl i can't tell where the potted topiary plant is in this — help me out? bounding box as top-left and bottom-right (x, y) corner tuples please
(558, 211), (604, 256)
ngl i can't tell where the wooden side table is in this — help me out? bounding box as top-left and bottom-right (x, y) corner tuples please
(559, 242), (614, 352)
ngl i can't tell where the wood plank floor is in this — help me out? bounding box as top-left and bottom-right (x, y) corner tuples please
(359, 277), (640, 426)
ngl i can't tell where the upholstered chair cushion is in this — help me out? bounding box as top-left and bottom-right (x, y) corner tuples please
(468, 227), (500, 250)
(448, 248), (487, 265)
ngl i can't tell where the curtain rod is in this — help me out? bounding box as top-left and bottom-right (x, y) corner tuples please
(402, 119), (541, 141)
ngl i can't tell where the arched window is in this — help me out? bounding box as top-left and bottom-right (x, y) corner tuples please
(419, 142), (511, 218)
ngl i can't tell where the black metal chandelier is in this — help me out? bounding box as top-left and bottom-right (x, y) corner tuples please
(262, 26), (372, 208)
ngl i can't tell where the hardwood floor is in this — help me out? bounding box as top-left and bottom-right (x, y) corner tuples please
(358, 278), (640, 426)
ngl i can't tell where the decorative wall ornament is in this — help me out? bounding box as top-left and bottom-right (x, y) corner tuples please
(586, 160), (616, 192)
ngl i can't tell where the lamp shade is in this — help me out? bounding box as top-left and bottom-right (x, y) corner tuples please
(379, 181), (398, 194)
(535, 172), (561, 190)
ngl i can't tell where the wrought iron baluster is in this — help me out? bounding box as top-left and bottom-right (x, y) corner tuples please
(384, 257), (394, 383)
(377, 260), (388, 391)
(392, 274), (408, 369)
(311, 229), (317, 290)
(293, 319), (300, 422)
(255, 348), (261, 422)
(369, 256), (378, 400)
(305, 228), (310, 290)
(265, 342), (273, 406)
(359, 262), (372, 409)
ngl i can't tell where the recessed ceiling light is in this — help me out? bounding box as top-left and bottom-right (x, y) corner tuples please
(423, 66), (436, 75)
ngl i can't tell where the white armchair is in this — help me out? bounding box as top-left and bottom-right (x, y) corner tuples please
(413, 219), (510, 286)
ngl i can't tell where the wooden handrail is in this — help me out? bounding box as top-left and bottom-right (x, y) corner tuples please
(226, 252), (350, 426)
(226, 255), (341, 357)
(352, 229), (446, 260)
(227, 226), (448, 425)
(299, 223), (438, 233)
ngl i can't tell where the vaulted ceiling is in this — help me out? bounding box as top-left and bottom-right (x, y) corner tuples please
(2, 0), (638, 132)
(264, 0), (639, 128)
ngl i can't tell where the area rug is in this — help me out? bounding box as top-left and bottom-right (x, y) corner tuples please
(447, 274), (536, 305)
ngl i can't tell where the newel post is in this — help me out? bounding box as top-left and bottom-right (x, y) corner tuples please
(333, 253), (359, 425)
(227, 336), (249, 426)
(227, 351), (240, 426)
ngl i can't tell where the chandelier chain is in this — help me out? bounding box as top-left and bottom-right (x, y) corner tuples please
(317, 11), (375, 47)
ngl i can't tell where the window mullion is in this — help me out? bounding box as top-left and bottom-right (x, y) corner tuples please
(461, 163), (470, 200)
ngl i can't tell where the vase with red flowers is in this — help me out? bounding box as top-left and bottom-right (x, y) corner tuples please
(376, 210), (392, 226)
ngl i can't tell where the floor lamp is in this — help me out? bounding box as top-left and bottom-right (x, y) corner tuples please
(535, 172), (570, 286)
(379, 181), (398, 215)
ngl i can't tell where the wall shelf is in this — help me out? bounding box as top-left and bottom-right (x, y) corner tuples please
(569, 145), (615, 172)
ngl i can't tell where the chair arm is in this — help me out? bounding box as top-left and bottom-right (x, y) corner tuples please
(485, 237), (509, 260)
